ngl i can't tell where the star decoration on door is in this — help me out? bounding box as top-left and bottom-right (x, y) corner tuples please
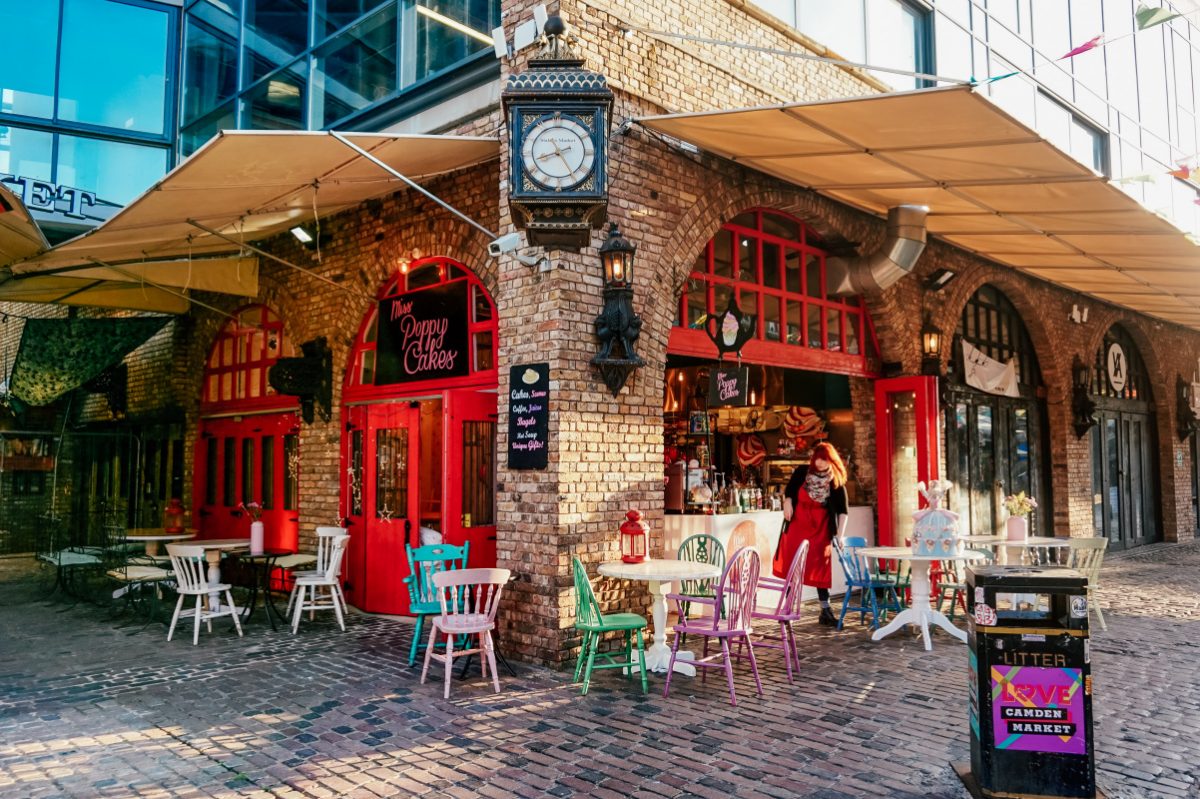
(378, 504), (394, 523)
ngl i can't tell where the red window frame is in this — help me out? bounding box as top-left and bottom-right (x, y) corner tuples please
(343, 257), (499, 401)
(200, 304), (295, 413)
(668, 208), (880, 376)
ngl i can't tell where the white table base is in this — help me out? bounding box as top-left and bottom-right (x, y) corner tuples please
(870, 561), (966, 651)
(206, 550), (223, 612)
(637, 580), (700, 676)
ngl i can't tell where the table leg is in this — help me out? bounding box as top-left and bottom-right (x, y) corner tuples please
(871, 562), (967, 651)
(636, 580), (698, 676)
(206, 550), (223, 612)
(145, 541), (161, 557)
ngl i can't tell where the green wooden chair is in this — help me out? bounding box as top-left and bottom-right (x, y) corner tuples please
(676, 533), (725, 620)
(572, 557), (648, 695)
(403, 542), (469, 666)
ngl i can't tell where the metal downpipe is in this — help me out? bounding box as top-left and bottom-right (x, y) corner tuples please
(826, 205), (929, 296)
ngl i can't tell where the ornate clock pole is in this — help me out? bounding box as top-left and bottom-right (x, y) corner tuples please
(502, 16), (613, 251)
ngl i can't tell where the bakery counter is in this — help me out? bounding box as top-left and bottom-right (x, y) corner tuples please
(661, 507), (874, 604)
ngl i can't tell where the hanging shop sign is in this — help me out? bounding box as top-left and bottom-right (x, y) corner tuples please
(1106, 342), (1127, 394)
(962, 340), (1019, 397)
(708, 365), (749, 406)
(508, 363), (550, 469)
(705, 296), (756, 358)
(375, 281), (470, 385)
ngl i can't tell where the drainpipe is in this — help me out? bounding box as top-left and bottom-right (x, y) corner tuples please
(825, 205), (929, 296)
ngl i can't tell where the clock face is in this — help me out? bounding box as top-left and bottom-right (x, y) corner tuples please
(521, 116), (596, 190)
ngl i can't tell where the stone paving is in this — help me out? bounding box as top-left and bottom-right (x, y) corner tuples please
(1, 545), (1198, 799)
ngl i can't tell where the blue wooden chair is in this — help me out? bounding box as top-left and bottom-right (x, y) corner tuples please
(403, 542), (469, 666)
(834, 536), (900, 631)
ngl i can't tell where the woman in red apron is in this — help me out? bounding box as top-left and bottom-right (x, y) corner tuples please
(773, 442), (849, 626)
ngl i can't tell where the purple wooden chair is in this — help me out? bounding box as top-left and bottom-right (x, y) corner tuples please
(663, 546), (763, 707)
(746, 539), (809, 683)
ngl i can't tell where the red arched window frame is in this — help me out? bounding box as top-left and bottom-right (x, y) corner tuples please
(343, 257), (498, 401)
(200, 304), (295, 413)
(669, 208), (880, 376)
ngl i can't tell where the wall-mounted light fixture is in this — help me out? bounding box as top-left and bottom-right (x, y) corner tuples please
(1072, 355), (1098, 438)
(591, 223), (645, 396)
(921, 316), (943, 375)
(1069, 304), (1089, 324)
(1177, 375), (1199, 441)
(922, 268), (958, 291)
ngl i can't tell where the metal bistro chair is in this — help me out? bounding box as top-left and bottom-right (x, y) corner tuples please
(571, 557), (648, 695)
(166, 544), (243, 645)
(834, 537), (901, 631)
(403, 542), (470, 666)
(1068, 537), (1109, 631)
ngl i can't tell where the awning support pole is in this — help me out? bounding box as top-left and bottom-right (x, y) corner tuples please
(87, 258), (237, 319)
(329, 131), (499, 241)
(186, 220), (374, 302)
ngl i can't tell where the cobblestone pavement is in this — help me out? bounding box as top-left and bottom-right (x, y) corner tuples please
(1, 545), (1198, 799)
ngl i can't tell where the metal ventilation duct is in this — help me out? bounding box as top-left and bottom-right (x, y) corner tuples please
(826, 205), (929, 296)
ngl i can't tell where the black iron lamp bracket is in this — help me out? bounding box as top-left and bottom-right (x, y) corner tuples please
(267, 337), (333, 424)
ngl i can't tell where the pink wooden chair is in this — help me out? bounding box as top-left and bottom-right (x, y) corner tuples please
(747, 539), (809, 683)
(663, 546), (763, 706)
(420, 567), (511, 699)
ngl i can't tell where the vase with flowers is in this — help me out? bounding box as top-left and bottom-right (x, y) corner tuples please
(1003, 491), (1037, 541)
(240, 501), (264, 554)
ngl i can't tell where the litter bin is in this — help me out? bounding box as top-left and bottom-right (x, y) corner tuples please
(965, 565), (1095, 799)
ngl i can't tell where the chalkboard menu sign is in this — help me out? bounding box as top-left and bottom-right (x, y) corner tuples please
(508, 363), (549, 469)
(374, 281), (470, 385)
(708, 365), (749, 406)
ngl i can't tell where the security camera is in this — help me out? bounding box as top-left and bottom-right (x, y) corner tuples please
(488, 232), (523, 257)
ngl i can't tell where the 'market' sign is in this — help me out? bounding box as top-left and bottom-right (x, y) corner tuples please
(374, 281), (470, 385)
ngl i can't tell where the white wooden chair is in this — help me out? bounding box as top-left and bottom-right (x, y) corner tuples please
(421, 567), (512, 699)
(285, 526), (346, 618)
(291, 533), (350, 633)
(1068, 537), (1109, 631)
(166, 543), (243, 645)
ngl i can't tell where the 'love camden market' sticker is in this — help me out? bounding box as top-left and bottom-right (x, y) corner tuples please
(991, 666), (1086, 755)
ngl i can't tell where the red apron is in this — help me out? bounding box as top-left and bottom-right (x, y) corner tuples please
(773, 486), (833, 588)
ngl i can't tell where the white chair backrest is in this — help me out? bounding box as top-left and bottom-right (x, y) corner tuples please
(322, 534), (350, 581)
(167, 543), (208, 592)
(433, 567), (511, 622)
(314, 526), (347, 573)
(1068, 537), (1108, 584)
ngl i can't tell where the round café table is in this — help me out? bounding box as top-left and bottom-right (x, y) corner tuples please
(188, 538), (251, 612)
(860, 546), (989, 651)
(1004, 535), (1072, 566)
(598, 558), (722, 677)
(122, 528), (198, 556)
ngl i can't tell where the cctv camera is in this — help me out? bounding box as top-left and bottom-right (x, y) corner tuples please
(488, 232), (523, 257)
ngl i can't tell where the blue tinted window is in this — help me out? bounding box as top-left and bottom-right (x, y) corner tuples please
(411, 0), (497, 84)
(245, 0), (311, 82)
(183, 4), (239, 124)
(181, 103), (236, 157)
(245, 62), (307, 129)
(317, 0), (390, 37)
(0, 2), (59, 118)
(315, 5), (397, 126)
(59, 0), (170, 134)
(0, 126), (54, 182)
(56, 134), (168, 205)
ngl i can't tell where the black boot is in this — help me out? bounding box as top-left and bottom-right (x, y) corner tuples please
(818, 607), (837, 627)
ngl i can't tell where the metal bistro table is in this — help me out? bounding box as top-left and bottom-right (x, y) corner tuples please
(598, 558), (722, 677)
(123, 528), (198, 557)
(236, 548), (292, 630)
(1005, 535), (1073, 566)
(860, 546), (989, 651)
(189, 538), (251, 612)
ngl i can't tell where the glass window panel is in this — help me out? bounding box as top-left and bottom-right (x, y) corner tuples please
(740, 289), (759, 334)
(249, 369), (261, 398)
(223, 437), (236, 506)
(737, 235), (754, 281)
(977, 405), (994, 489)
(805, 253), (823, 298)
(283, 433), (299, 510)
(59, 0), (169, 134)
(473, 284), (493, 322)
(474, 330), (493, 371)
(686, 279), (706, 328)
(763, 294), (781, 341)
(181, 103), (236, 157)
(411, 0), (495, 85)
(750, 0), (795, 26)
(245, 0), (310, 82)
(713, 284), (733, 318)
(935, 17), (972, 86)
(318, 0), (390, 36)
(786, 301), (801, 345)
(761, 213), (799, 241)
(261, 436), (275, 509)
(184, 18), (238, 125)
(205, 437), (218, 505)
(206, 374), (218, 402)
(221, 372), (232, 401)
(1091, 425), (1104, 537)
(375, 428), (408, 518)
(988, 54), (1035, 125)
(784, 249), (801, 292)
(826, 306), (841, 350)
(1106, 418), (1119, 530)
(845, 311), (860, 354)
(762, 241), (781, 289)
(462, 420), (495, 526)
(56, 135), (168, 206)
(0, 126), (54, 183)
(235, 370), (246, 399)
(407, 263), (440, 289)
(798, 0), (864, 61)
(315, 5), (398, 127)
(241, 438), (255, 503)
(1136, 26), (1170, 139)
(365, 308), (378, 343)
(0, 1), (58, 118)
(713, 230), (733, 278)
(361, 349), (376, 384)
(350, 429), (363, 515)
(245, 61), (307, 129)
(808, 304), (822, 348)
(866, 0), (919, 90)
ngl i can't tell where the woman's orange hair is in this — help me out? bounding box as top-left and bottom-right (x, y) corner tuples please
(811, 442), (848, 488)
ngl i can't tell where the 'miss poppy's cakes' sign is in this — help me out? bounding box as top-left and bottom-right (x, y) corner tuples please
(375, 281), (470, 385)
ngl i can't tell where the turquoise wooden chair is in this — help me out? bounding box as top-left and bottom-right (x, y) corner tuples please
(572, 557), (648, 695)
(403, 542), (469, 666)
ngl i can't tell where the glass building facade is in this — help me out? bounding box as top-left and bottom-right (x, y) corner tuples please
(0, 0), (177, 241)
(180, 0), (501, 155)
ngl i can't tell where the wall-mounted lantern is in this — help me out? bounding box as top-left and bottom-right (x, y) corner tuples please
(1072, 355), (1098, 438)
(592, 223), (645, 396)
(921, 317), (943, 376)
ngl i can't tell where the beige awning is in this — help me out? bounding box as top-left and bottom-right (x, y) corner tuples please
(0, 130), (499, 312)
(637, 85), (1200, 329)
(0, 184), (50, 264)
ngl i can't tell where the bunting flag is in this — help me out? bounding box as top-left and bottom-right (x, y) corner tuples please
(1135, 4), (1182, 30)
(1116, 173), (1156, 184)
(1060, 35), (1103, 60)
(1169, 165), (1193, 179)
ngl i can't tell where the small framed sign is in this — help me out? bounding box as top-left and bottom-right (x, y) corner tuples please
(688, 411), (709, 435)
(508, 363), (549, 469)
(708, 365), (749, 406)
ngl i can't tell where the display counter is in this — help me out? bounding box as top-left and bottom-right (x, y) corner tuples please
(661, 506), (874, 605)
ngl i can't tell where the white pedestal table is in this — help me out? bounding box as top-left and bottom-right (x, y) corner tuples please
(598, 558), (722, 677)
(190, 538), (251, 611)
(859, 546), (989, 651)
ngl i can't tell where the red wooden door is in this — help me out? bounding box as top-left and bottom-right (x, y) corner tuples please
(444, 389), (498, 568)
(195, 412), (300, 549)
(344, 402), (420, 614)
(874, 376), (940, 546)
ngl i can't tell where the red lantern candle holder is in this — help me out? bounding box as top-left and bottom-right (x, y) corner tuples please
(620, 509), (648, 563)
(163, 497), (186, 533)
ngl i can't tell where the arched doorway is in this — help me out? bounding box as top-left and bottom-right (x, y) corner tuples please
(195, 304), (300, 549)
(944, 285), (1050, 536)
(1090, 324), (1159, 550)
(341, 257), (498, 615)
